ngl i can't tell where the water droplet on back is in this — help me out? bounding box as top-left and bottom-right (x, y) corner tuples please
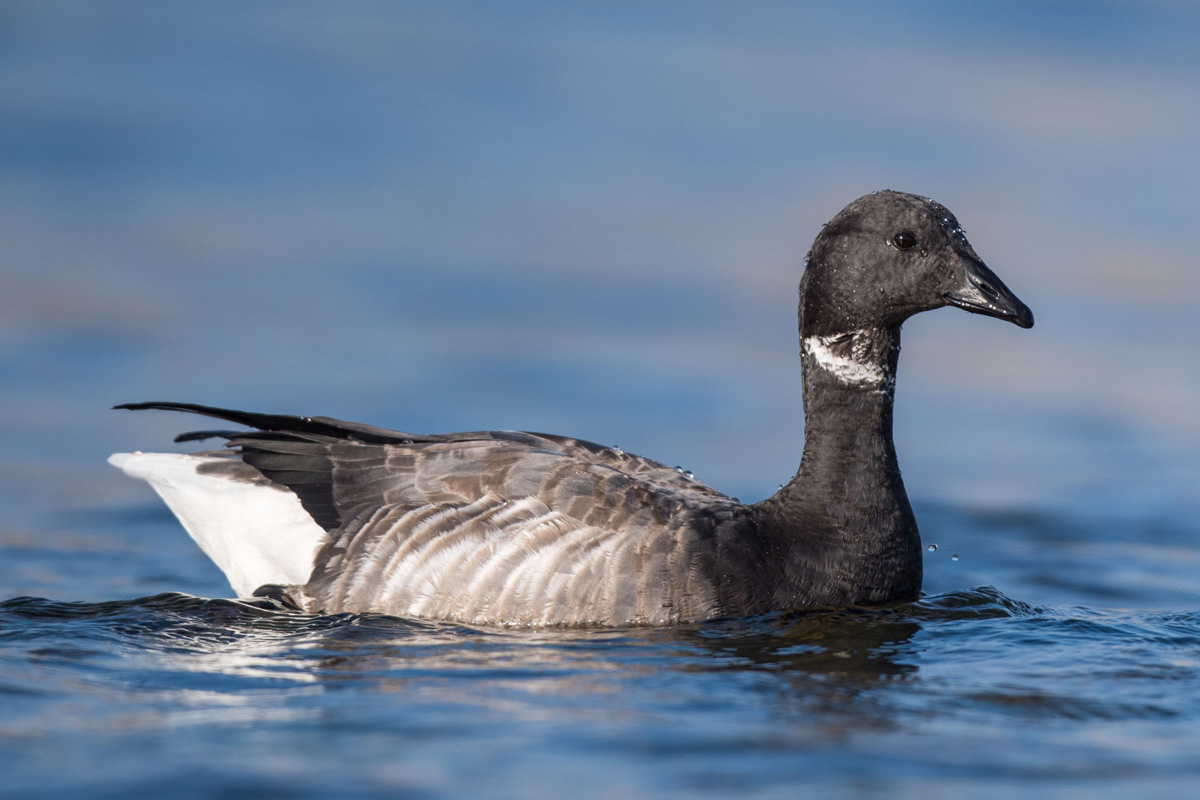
(927, 543), (938, 552)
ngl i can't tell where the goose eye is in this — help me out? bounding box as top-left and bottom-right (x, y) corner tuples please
(892, 231), (917, 250)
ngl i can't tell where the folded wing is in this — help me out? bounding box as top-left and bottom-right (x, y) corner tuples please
(116, 402), (741, 624)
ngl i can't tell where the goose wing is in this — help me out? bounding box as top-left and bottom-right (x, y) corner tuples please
(117, 402), (746, 624)
(117, 402), (732, 531)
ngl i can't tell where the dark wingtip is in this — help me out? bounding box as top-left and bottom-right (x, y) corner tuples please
(108, 401), (420, 446)
(114, 401), (181, 411)
(174, 429), (246, 443)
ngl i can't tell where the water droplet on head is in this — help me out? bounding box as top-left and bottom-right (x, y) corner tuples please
(684, 471), (694, 480)
(927, 543), (938, 552)
(951, 554), (959, 562)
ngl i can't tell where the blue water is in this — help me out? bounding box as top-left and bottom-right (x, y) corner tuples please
(4, 500), (1199, 798)
(4, 4), (1200, 798)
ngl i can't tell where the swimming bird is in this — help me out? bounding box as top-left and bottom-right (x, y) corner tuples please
(110, 190), (1033, 626)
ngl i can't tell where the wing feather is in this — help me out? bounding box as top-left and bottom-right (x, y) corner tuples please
(293, 492), (727, 625)
(116, 402), (746, 624)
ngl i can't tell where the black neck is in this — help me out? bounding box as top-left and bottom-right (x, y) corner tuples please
(756, 326), (922, 606)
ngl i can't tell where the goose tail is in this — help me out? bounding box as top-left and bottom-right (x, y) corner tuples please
(108, 451), (326, 597)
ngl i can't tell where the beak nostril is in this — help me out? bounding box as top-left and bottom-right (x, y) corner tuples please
(978, 281), (1000, 301)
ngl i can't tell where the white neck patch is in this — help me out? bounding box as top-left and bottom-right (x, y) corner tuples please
(802, 331), (895, 390)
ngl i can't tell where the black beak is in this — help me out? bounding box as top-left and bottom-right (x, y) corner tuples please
(944, 257), (1034, 329)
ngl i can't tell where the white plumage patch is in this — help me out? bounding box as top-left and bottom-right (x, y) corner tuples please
(802, 331), (894, 389)
(108, 452), (326, 597)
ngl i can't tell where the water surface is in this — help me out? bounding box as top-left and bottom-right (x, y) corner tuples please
(3, 500), (1199, 799)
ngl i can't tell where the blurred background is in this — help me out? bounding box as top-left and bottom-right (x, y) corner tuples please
(2, 1), (1198, 601)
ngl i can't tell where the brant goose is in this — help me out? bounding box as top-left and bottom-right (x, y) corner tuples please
(110, 191), (1033, 626)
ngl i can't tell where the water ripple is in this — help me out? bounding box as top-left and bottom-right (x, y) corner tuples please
(3, 585), (1200, 796)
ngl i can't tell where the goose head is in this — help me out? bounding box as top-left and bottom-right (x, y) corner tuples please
(799, 190), (1034, 338)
